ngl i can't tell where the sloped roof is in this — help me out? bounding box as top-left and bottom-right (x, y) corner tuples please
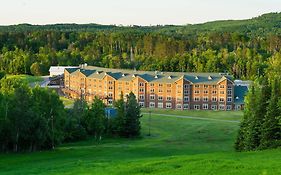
(67, 66), (233, 84)
(65, 67), (80, 74)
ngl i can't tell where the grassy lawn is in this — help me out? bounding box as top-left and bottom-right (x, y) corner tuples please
(6, 74), (44, 84)
(0, 111), (280, 175)
(60, 96), (74, 107)
(142, 108), (243, 121)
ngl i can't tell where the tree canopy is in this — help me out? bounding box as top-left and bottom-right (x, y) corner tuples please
(0, 13), (280, 79)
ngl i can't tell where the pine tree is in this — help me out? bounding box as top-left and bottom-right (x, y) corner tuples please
(235, 85), (256, 151)
(245, 78), (270, 150)
(113, 92), (126, 136)
(123, 92), (142, 138)
(260, 78), (281, 149)
(86, 97), (106, 140)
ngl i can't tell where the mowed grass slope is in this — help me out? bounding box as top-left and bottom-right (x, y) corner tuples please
(0, 111), (280, 175)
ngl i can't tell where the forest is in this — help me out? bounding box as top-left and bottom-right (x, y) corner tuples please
(0, 75), (142, 152)
(0, 12), (280, 80)
(0, 12), (280, 152)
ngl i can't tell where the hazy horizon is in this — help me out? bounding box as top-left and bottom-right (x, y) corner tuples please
(0, 0), (281, 26)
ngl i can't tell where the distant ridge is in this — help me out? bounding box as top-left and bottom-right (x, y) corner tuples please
(0, 12), (280, 35)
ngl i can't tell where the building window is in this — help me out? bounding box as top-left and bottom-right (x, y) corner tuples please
(184, 90), (189, 94)
(220, 85), (225, 88)
(139, 82), (144, 87)
(158, 89), (163, 93)
(158, 96), (163, 101)
(194, 105), (200, 110)
(204, 90), (208, 94)
(227, 97), (232, 102)
(183, 104), (189, 109)
(149, 102), (155, 108)
(195, 90), (200, 94)
(220, 91), (225, 94)
(177, 85), (182, 88)
(227, 90), (232, 95)
(184, 96), (189, 102)
(167, 84), (171, 88)
(195, 85), (200, 88)
(204, 85), (208, 88)
(150, 83), (154, 87)
(227, 85), (232, 89)
(150, 95), (155, 100)
(166, 103), (172, 109)
(212, 85), (217, 88)
(219, 98), (225, 102)
(158, 83), (163, 87)
(139, 88), (144, 92)
(150, 89), (155, 93)
(139, 94), (145, 100)
(166, 96), (172, 101)
(108, 93), (113, 97)
(139, 102), (145, 107)
(212, 97), (217, 102)
(184, 84), (189, 89)
(211, 105), (217, 110)
(177, 97), (182, 101)
(158, 103), (163, 108)
(167, 89), (172, 93)
(203, 97), (208, 102)
(194, 97), (200, 102)
(235, 105), (241, 110)
(109, 81), (113, 85)
(219, 104), (225, 110)
(108, 99), (113, 105)
(203, 104), (208, 110)
(212, 90), (217, 94)
(226, 105), (232, 110)
(177, 104), (182, 109)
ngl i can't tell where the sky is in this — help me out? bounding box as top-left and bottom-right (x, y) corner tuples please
(0, 0), (281, 26)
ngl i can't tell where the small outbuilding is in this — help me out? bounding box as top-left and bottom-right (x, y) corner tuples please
(49, 66), (79, 77)
(234, 85), (248, 110)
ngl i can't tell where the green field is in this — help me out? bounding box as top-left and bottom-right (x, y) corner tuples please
(0, 110), (280, 175)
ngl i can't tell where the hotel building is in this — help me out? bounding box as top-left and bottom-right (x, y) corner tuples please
(63, 66), (242, 110)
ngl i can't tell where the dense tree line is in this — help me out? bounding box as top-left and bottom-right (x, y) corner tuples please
(235, 53), (281, 151)
(65, 92), (142, 142)
(0, 78), (65, 152)
(0, 75), (142, 152)
(0, 13), (281, 79)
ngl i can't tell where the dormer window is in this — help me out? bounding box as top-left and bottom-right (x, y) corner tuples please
(168, 76), (172, 79)
(155, 75), (158, 79)
(195, 76), (199, 80)
(208, 76), (212, 80)
(122, 73), (126, 77)
(132, 74), (136, 78)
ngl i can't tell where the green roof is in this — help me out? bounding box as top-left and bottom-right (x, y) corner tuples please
(67, 66), (233, 84)
(65, 68), (79, 73)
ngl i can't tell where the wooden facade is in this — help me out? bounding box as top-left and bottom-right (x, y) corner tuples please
(63, 66), (237, 110)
